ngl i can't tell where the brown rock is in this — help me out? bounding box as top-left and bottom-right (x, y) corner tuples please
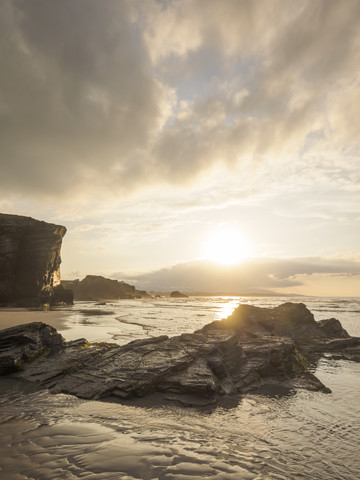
(2, 303), (359, 406)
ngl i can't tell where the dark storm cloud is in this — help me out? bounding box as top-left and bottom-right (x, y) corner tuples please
(0, 0), (167, 196)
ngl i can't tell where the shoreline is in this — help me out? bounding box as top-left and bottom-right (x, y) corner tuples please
(0, 308), (72, 332)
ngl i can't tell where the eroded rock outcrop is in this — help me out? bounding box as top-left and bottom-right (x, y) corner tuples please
(0, 213), (73, 306)
(62, 275), (148, 301)
(201, 302), (347, 339)
(202, 302), (359, 362)
(1, 303), (359, 406)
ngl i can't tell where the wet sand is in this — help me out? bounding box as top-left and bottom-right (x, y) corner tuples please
(0, 380), (258, 480)
(0, 308), (72, 332)
(1, 297), (360, 479)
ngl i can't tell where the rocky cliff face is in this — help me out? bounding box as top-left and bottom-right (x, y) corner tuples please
(0, 213), (73, 306)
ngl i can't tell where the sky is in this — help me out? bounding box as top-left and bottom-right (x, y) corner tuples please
(1, 0), (359, 296)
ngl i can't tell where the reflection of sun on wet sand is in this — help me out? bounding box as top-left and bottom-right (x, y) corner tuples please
(0, 307), (137, 345)
(0, 308), (72, 332)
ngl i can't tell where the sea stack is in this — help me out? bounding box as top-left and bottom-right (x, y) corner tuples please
(170, 290), (188, 298)
(0, 213), (73, 306)
(62, 275), (148, 300)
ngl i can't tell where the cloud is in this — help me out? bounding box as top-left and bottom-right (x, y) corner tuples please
(0, 0), (172, 198)
(142, 0), (285, 63)
(143, 0), (360, 188)
(112, 257), (360, 293)
(0, 0), (360, 203)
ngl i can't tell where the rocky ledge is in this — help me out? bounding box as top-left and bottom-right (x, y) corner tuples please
(1, 303), (359, 406)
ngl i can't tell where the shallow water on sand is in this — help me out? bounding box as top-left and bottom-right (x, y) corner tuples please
(0, 296), (359, 479)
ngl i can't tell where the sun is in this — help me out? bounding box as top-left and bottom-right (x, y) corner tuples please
(203, 227), (252, 264)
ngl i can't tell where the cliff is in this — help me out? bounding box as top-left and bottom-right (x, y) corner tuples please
(62, 275), (149, 300)
(1, 303), (359, 406)
(0, 213), (73, 306)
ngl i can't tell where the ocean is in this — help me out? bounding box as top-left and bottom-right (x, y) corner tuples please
(0, 296), (359, 479)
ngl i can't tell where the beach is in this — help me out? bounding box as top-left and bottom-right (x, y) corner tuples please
(0, 296), (360, 479)
(0, 308), (72, 332)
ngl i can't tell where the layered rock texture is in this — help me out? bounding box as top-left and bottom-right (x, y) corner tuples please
(0, 213), (73, 306)
(62, 275), (148, 300)
(1, 303), (359, 406)
(0, 322), (64, 374)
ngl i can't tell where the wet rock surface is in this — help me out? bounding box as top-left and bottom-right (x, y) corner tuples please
(0, 213), (73, 306)
(0, 322), (64, 374)
(1, 303), (359, 405)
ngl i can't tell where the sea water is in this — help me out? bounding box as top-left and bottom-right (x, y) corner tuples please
(0, 296), (359, 479)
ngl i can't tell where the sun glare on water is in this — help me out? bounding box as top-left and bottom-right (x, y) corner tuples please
(204, 227), (252, 264)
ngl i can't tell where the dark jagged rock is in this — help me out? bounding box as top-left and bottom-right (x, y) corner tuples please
(0, 322), (64, 374)
(0, 213), (73, 306)
(170, 290), (188, 298)
(62, 275), (148, 301)
(317, 317), (349, 338)
(1, 303), (359, 406)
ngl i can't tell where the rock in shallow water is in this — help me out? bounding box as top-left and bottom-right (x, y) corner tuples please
(1, 303), (359, 406)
